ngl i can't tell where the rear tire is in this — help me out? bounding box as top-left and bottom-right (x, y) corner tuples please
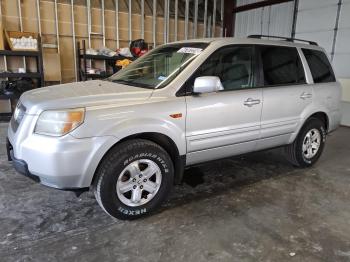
(93, 139), (174, 220)
(284, 117), (326, 167)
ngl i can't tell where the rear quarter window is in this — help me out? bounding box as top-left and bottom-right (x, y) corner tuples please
(302, 49), (336, 83)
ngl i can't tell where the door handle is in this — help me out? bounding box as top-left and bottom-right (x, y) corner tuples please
(300, 92), (312, 99)
(244, 98), (261, 107)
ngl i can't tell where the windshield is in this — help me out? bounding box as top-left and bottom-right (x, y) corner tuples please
(108, 43), (208, 89)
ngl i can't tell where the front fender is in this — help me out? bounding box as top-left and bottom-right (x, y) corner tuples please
(72, 116), (186, 186)
(71, 97), (187, 155)
(102, 117), (187, 155)
(71, 115), (186, 155)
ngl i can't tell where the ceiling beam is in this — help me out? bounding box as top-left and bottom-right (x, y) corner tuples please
(223, 0), (236, 36)
(233, 0), (293, 13)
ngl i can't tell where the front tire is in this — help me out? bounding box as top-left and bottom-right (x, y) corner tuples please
(93, 139), (174, 220)
(285, 117), (326, 167)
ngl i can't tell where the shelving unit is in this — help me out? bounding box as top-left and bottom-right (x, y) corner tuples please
(76, 40), (135, 81)
(0, 38), (44, 121)
(0, 72), (42, 78)
(0, 50), (44, 85)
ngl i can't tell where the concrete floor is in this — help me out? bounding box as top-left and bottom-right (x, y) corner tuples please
(1, 123), (350, 262)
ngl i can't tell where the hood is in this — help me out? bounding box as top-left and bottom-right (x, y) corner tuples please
(21, 80), (153, 114)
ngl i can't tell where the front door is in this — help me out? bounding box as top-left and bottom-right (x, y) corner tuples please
(184, 45), (263, 165)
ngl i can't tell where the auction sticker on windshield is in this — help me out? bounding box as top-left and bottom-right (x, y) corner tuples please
(177, 47), (202, 55)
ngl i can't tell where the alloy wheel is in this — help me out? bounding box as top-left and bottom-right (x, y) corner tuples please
(116, 159), (162, 207)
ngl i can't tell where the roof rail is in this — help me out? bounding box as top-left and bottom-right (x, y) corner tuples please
(247, 35), (318, 46)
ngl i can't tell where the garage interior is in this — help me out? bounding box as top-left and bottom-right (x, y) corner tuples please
(0, 0), (350, 261)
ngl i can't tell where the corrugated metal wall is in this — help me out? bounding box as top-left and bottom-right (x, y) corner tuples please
(294, 0), (350, 125)
(333, 0), (350, 125)
(234, 0), (350, 125)
(332, 0), (350, 79)
(295, 0), (350, 79)
(233, 0), (349, 80)
(234, 0), (294, 37)
(234, 0), (350, 79)
(295, 1), (337, 61)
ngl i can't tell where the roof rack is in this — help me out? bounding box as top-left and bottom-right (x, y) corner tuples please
(247, 35), (318, 46)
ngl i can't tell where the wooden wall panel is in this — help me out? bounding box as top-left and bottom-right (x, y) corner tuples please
(1, 0), (221, 83)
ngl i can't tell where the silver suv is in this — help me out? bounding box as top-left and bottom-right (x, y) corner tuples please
(7, 36), (342, 219)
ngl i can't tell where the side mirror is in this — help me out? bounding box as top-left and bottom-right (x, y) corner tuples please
(193, 76), (224, 94)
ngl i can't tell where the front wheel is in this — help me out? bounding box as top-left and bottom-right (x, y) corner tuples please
(93, 139), (174, 220)
(285, 117), (326, 167)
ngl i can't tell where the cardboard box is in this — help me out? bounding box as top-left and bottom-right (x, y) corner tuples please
(5, 30), (39, 51)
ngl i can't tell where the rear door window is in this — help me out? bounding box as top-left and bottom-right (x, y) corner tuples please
(259, 46), (306, 86)
(302, 49), (336, 83)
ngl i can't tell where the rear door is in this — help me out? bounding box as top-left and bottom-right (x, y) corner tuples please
(257, 45), (313, 150)
(302, 48), (341, 131)
(185, 45), (263, 165)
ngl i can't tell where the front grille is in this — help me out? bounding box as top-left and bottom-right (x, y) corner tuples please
(11, 101), (26, 133)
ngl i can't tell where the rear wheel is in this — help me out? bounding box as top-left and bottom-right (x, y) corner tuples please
(93, 139), (174, 220)
(285, 117), (326, 167)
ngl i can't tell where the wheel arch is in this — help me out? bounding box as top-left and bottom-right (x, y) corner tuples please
(285, 111), (328, 167)
(289, 111), (330, 144)
(307, 111), (329, 131)
(91, 132), (185, 186)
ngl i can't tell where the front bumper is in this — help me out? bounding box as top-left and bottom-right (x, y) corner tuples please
(7, 139), (40, 183)
(7, 121), (119, 189)
(8, 139), (89, 196)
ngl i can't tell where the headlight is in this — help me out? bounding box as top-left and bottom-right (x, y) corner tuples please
(34, 108), (85, 136)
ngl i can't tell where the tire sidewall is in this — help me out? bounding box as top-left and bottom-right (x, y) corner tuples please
(98, 143), (174, 220)
(296, 118), (326, 167)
